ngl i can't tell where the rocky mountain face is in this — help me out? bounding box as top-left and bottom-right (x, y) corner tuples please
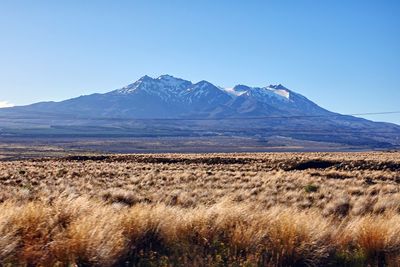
(0, 75), (399, 149)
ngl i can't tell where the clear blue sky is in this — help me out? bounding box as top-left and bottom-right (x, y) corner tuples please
(1, 0), (399, 124)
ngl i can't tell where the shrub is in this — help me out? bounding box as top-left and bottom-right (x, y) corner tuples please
(304, 183), (319, 193)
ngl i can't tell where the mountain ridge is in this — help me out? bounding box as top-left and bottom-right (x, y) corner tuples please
(4, 74), (329, 119)
(0, 74), (399, 149)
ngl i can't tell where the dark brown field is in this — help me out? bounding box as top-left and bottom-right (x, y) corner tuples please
(1, 152), (400, 266)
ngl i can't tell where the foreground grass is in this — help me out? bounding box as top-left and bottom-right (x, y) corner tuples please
(0, 152), (400, 266)
(1, 197), (400, 266)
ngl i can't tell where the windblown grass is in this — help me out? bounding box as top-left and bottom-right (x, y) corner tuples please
(0, 152), (399, 266)
(2, 198), (400, 266)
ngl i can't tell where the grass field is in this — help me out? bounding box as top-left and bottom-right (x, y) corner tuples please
(1, 152), (400, 266)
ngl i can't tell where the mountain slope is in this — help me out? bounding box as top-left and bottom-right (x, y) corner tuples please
(0, 75), (399, 148)
(5, 75), (333, 119)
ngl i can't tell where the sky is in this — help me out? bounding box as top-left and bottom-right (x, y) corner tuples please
(0, 0), (399, 124)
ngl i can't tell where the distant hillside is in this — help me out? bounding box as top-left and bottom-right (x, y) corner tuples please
(0, 74), (399, 149)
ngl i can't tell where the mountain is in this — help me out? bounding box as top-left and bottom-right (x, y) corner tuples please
(0, 74), (399, 149)
(1, 75), (332, 118)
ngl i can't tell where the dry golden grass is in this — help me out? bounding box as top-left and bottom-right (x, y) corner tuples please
(0, 152), (400, 266)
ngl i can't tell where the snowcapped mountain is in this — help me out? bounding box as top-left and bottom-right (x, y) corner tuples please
(115, 75), (192, 100)
(103, 74), (330, 118)
(9, 74), (323, 119)
(1, 74), (399, 148)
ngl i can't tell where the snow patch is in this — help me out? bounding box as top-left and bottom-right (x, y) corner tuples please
(220, 87), (246, 97)
(264, 86), (290, 100)
(273, 89), (290, 99)
(220, 85), (289, 100)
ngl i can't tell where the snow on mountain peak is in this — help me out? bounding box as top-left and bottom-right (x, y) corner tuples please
(139, 75), (153, 80)
(221, 86), (246, 97)
(156, 74), (192, 88)
(115, 75), (291, 103)
(272, 89), (290, 99)
(116, 75), (154, 94)
(157, 74), (176, 80)
(195, 80), (214, 88)
(265, 84), (290, 100)
(220, 84), (290, 100)
(184, 81), (217, 98)
(156, 74), (187, 83)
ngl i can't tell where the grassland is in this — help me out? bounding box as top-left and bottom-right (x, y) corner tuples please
(1, 152), (400, 266)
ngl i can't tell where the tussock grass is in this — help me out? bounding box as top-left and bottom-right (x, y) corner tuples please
(0, 152), (399, 265)
(1, 198), (400, 266)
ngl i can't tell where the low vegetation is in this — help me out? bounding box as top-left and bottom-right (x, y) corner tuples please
(0, 152), (400, 266)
